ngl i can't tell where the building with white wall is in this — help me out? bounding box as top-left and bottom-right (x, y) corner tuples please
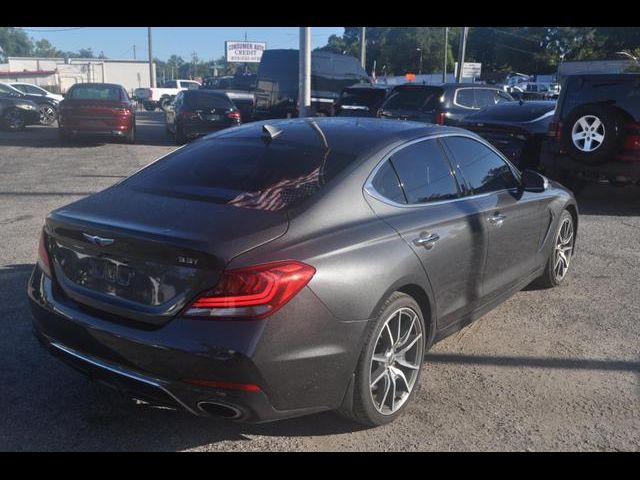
(0, 57), (156, 94)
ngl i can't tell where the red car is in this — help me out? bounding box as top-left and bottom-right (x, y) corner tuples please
(58, 83), (136, 143)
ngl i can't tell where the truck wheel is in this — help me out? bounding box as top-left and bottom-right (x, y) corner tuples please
(124, 124), (136, 144)
(562, 104), (625, 165)
(143, 102), (156, 112)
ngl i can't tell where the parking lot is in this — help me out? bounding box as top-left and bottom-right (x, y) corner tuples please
(0, 111), (639, 451)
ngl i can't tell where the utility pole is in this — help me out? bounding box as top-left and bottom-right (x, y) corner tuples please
(443, 27), (448, 83)
(456, 26), (469, 83)
(298, 27), (311, 118)
(133, 44), (136, 60)
(147, 27), (156, 88)
(360, 27), (366, 69)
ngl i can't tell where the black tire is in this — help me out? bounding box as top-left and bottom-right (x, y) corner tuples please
(38, 102), (57, 126)
(562, 104), (625, 165)
(160, 97), (172, 111)
(340, 291), (426, 427)
(124, 124), (136, 144)
(174, 122), (187, 145)
(3, 108), (26, 131)
(534, 210), (575, 289)
(143, 103), (156, 112)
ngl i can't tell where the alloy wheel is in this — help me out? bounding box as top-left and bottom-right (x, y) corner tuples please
(369, 307), (423, 415)
(39, 104), (56, 125)
(554, 217), (574, 282)
(571, 115), (605, 152)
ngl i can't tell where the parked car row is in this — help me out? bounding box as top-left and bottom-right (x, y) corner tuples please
(0, 81), (60, 128)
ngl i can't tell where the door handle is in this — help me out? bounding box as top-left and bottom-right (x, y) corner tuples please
(488, 213), (507, 227)
(413, 233), (440, 249)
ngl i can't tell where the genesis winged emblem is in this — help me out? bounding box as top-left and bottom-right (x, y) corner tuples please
(82, 233), (115, 247)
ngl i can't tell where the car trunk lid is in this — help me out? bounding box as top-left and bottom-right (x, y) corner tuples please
(46, 186), (289, 327)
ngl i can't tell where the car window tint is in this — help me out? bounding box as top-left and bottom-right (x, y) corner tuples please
(371, 161), (406, 204)
(495, 91), (512, 103)
(164, 80), (177, 88)
(184, 92), (233, 110)
(390, 140), (459, 204)
(442, 136), (519, 194)
(455, 89), (475, 108)
(475, 89), (498, 108)
(383, 87), (442, 111)
(124, 137), (358, 212)
(68, 85), (122, 101)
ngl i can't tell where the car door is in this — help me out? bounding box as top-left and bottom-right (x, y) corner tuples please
(441, 135), (547, 301)
(365, 137), (487, 328)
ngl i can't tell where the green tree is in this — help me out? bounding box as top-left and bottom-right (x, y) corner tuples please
(0, 27), (34, 57)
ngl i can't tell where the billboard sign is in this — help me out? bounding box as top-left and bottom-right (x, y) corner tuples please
(225, 41), (267, 63)
(462, 62), (482, 78)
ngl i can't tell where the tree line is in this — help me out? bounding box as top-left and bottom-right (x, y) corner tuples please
(3, 26), (639, 79)
(317, 27), (640, 76)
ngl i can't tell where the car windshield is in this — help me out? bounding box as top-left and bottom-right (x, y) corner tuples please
(68, 85), (122, 101)
(0, 83), (21, 95)
(383, 86), (442, 111)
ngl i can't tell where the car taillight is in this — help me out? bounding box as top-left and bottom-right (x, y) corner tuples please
(181, 109), (198, 120)
(548, 120), (562, 142)
(622, 123), (640, 151)
(37, 230), (52, 278)
(184, 261), (316, 319)
(436, 112), (446, 125)
(227, 111), (241, 121)
(181, 378), (261, 392)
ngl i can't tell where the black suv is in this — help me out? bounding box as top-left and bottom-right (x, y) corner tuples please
(252, 49), (370, 119)
(541, 74), (640, 189)
(378, 83), (514, 126)
(334, 85), (393, 117)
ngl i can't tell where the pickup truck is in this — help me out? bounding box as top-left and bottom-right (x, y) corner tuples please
(134, 79), (201, 111)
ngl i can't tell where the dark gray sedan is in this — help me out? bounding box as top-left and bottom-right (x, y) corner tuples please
(28, 118), (577, 426)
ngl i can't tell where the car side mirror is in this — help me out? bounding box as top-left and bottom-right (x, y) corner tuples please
(521, 169), (548, 193)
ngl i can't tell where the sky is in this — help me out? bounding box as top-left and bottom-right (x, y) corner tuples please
(20, 27), (344, 61)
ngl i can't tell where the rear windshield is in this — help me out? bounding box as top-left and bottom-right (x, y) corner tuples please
(124, 137), (358, 212)
(339, 89), (386, 107)
(184, 92), (233, 109)
(383, 86), (442, 111)
(69, 85), (123, 101)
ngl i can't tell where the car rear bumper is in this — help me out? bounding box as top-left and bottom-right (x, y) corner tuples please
(28, 266), (368, 422)
(183, 120), (238, 138)
(540, 141), (640, 179)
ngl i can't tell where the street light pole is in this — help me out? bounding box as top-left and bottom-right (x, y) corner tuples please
(147, 27), (156, 88)
(416, 48), (423, 75)
(360, 27), (366, 69)
(456, 26), (469, 83)
(443, 27), (448, 83)
(299, 27), (311, 118)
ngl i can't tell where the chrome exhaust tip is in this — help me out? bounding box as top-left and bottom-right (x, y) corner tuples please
(197, 401), (243, 419)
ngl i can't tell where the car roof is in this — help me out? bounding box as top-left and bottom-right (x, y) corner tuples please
(69, 82), (125, 89)
(210, 117), (469, 157)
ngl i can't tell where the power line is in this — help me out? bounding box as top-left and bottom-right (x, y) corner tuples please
(486, 27), (543, 44)
(22, 27), (85, 33)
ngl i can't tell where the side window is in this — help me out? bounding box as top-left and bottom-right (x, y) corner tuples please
(389, 139), (459, 204)
(370, 161), (406, 204)
(442, 136), (519, 195)
(455, 88), (475, 108)
(495, 90), (512, 103)
(474, 89), (497, 108)
(164, 80), (177, 89)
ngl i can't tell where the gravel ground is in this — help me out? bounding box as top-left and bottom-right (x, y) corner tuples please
(0, 112), (638, 451)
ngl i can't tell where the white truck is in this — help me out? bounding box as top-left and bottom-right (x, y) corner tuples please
(134, 79), (201, 111)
